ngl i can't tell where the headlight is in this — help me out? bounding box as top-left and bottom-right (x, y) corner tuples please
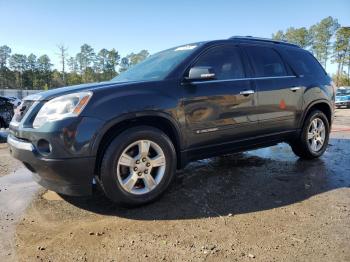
(33, 92), (92, 128)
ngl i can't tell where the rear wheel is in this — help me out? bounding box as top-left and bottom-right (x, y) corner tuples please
(291, 110), (330, 159)
(100, 126), (176, 206)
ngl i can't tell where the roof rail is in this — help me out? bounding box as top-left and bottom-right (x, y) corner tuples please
(229, 36), (300, 47)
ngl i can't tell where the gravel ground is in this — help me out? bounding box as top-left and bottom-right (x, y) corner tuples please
(1, 109), (350, 262)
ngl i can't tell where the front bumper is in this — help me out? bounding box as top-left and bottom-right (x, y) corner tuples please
(335, 101), (350, 107)
(7, 115), (104, 196)
(8, 134), (95, 195)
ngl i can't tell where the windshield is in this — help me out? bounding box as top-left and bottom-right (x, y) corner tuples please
(111, 44), (200, 82)
(336, 89), (350, 96)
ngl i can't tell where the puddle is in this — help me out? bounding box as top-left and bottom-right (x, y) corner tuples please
(0, 167), (40, 260)
(247, 143), (298, 161)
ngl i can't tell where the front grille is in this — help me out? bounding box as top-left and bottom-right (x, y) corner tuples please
(13, 100), (35, 122)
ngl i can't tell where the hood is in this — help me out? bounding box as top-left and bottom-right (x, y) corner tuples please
(24, 81), (131, 101)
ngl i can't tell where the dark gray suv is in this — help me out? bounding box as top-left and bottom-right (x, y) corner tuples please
(8, 36), (335, 206)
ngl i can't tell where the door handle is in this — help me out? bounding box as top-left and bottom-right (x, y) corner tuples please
(240, 90), (255, 96)
(290, 87), (301, 92)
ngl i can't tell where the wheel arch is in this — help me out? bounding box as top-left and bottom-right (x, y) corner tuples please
(93, 112), (183, 177)
(300, 100), (333, 129)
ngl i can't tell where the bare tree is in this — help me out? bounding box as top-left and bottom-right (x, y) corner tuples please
(57, 44), (68, 85)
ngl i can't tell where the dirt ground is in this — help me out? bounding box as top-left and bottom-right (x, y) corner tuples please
(0, 144), (21, 178)
(1, 110), (350, 262)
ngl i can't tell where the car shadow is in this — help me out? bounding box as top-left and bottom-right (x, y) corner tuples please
(60, 138), (350, 220)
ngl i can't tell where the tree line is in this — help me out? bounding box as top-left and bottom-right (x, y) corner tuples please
(0, 16), (349, 90)
(272, 16), (350, 86)
(0, 43), (149, 90)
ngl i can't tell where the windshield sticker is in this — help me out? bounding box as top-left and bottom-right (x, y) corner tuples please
(174, 45), (197, 51)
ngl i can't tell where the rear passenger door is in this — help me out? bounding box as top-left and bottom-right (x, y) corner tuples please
(242, 45), (303, 134)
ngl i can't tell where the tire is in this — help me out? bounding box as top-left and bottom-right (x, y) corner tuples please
(290, 110), (330, 159)
(100, 126), (177, 206)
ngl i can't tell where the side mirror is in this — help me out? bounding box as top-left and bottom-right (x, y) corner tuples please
(186, 66), (216, 81)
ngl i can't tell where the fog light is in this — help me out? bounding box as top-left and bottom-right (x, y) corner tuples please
(37, 139), (52, 155)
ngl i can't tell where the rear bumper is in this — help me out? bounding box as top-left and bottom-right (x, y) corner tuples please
(8, 134), (95, 196)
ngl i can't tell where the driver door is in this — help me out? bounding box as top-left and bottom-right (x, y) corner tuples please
(181, 44), (258, 149)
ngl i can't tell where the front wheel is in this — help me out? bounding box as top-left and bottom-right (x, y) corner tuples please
(290, 110), (330, 159)
(100, 126), (176, 206)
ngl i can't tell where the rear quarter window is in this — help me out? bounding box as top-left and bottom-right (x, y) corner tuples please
(283, 48), (326, 78)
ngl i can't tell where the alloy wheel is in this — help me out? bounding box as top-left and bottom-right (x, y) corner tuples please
(307, 118), (326, 152)
(116, 140), (166, 195)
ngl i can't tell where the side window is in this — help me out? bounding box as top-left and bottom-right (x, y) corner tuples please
(284, 48), (326, 77)
(193, 46), (245, 80)
(0, 98), (5, 106)
(246, 46), (288, 77)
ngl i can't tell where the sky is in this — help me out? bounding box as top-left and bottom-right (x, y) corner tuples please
(1, 0), (349, 74)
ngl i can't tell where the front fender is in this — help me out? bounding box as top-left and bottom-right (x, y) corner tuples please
(90, 110), (184, 156)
